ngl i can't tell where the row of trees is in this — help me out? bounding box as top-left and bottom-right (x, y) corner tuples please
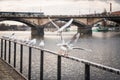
(0, 23), (30, 31)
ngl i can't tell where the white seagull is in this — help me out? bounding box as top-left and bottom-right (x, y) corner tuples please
(28, 39), (36, 45)
(9, 33), (18, 41)
(17, 38), (30, 44)
(48, 17), (73, 40)
(2, 33), (15, 39)
(48, 17), (73, 33)
(57, 33), (92, 56)
(48, 17), (92, 55)
(39, 40), (45, 48)
(23, 39), (30, 44)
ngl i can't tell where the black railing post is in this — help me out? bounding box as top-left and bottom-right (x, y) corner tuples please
(1, 39), (3, 58)
(40, 50), (44, 80)
(20, 44), (23, 73)
(13, 42), (16, 68)
(8, 41), (11, 64)
(85, 64), (90, 80)
(28, 47), (32, 80)
(4, 40), (7, 60)
(57, 55), (61, 80)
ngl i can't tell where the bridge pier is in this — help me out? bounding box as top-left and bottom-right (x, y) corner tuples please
(31, 27), (44, 38)
(77, 27), (92, 36)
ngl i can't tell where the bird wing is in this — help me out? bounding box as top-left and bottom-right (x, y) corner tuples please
(73, 47), (92, 52)
(48, 17), (64, 41)
(57, 18), (73, 32)
(48, 17), (59, 30)
(67, 33), (80, 45)
(58, 19), (73, 45)
(28, 39), (36, 45)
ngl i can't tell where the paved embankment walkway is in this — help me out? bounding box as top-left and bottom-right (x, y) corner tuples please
(0, 58), (26, 80)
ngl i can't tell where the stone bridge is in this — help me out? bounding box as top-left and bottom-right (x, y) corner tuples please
(0, 11), (120, 37)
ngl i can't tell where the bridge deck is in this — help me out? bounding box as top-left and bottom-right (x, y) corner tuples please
(0, 58), (26, 80)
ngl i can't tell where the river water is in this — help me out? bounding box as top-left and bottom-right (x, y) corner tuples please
(0, 31), (120, 80)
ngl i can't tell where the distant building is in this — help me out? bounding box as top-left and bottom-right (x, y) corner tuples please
(111, 11), (120, 15)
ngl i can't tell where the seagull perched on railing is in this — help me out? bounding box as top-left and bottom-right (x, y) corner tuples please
(39, 40), (45, 48)
(28, 39), (36, 45)
(48, 17), (73, 40)
(2, 33), (15, 39)
(57, 33), (92, 56)
(24, 38), (30, 43)
(22, 38), (30, 44)
(9, 33), (18, 41)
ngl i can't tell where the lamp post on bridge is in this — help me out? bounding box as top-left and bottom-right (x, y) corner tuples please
(106, 0), (112, 14)
(110, 2), (112, 14)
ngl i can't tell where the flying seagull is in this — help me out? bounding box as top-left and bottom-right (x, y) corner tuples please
(48, 17), (73, 33)
(48, 17), (92, 56)
(57, 33), (92, 56)
(48, 17), (73, 40)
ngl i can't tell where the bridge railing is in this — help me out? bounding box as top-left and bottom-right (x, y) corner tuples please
(0, 12), (44, 18)
(0, 11), (120, 18)
(0, 38), (120, 80)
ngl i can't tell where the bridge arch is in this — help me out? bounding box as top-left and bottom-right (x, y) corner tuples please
(0, 18), (38, 28)
(43, 18), (92, 35)
(92, 18), (120, 26)
(91, 18), (105, 26)
(107, 18), (120, 24)
(0, 18), (44, 37)
(44, 18), (87, 28)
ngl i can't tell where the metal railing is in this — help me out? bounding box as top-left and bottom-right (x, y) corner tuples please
(0, 38), (120, 80)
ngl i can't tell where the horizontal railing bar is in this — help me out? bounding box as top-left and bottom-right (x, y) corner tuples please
(1, 38), (120, 75)
(62, 56), (120, 75)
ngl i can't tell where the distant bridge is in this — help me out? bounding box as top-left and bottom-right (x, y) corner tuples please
(0, 11), (120, 36)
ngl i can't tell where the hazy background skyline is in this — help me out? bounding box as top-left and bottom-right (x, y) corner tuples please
(0, 0), (120, 15)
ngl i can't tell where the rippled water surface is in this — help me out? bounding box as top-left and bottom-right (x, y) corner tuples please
(0, 31), (120, 80)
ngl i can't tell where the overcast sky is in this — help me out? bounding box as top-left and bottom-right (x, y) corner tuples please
(0, 0), (119, 25)
(0, 0), (120, 15)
